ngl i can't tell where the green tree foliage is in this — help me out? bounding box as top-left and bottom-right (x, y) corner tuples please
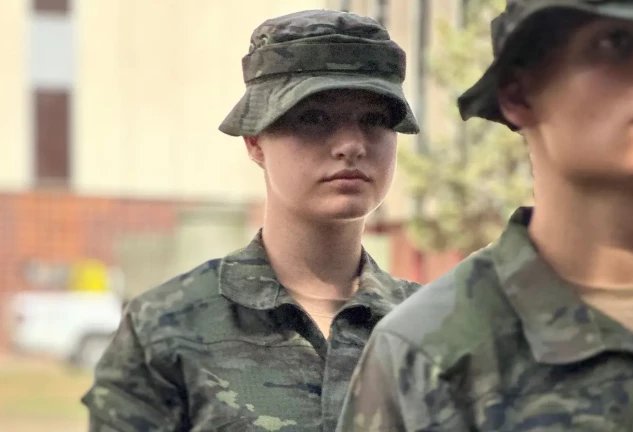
(399, 0), (533, 255)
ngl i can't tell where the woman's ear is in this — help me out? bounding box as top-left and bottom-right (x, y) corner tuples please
(244, 136), (265, 169)
(498, 68), (537, 130)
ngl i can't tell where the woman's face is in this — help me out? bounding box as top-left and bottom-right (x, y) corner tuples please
(245, 89), (398, 223)
(501, 16), (633, 189)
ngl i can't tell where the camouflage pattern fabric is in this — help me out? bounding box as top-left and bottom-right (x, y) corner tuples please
(219, 9), (419, 137)
(337, 207), (633, 431)
(81, 231), (420, 432)
(458, 0), (633, 128)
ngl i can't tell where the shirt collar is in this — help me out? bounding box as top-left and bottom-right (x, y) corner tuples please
(492, 207), (633, 364)
(218, 229), (413, 319)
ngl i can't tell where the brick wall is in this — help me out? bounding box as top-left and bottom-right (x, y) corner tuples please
(0, 191), (182, 352)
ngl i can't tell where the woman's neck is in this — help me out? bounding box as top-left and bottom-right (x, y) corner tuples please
(261, 205), (365, 300)
(530, 175), (633, 289)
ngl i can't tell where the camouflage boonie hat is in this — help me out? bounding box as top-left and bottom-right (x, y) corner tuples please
(458, 0), (633, 129)
(219, 10), (420, 136)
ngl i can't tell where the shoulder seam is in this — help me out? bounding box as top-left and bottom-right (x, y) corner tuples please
(372, 327), (442, 368)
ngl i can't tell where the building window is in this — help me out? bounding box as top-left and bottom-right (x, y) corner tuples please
(31, 0), (74, 188)
(29, 15), (74, 88)
(34, 89), (70, 186)
(33, 0), (70, 14)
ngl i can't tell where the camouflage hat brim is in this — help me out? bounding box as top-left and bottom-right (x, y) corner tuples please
(457, 0), (633, 128)
(219, 73), (420, 136)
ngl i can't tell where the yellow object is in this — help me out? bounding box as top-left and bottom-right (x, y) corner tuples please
(69, 259), (109, 292)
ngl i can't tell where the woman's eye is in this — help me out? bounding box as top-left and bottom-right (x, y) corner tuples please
(298, 110), (329, 125)
(597, 28), (633, 59)
(361, 112), (391, 128)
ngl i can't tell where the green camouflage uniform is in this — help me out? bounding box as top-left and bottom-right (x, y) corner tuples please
(337, 1), (633, 430)
(82, 10), (421, 430)
(82, 232), (420, 431)
(337, 208), (633, 431)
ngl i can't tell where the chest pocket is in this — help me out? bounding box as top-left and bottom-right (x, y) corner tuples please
(474, 387), (631, 432)
(173, 337), (320, 432)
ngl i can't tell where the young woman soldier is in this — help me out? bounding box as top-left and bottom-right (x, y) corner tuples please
(82, 9), (422, 432)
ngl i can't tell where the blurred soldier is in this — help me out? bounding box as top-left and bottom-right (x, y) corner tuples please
(337, 1), (633, 430)
(82, 9), (422, 432)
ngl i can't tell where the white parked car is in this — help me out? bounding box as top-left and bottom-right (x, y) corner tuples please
(9, 290), (123, 370)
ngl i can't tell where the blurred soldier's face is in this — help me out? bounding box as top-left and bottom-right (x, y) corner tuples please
(245, 90), (397, 223)
(501, 16), (633, 189)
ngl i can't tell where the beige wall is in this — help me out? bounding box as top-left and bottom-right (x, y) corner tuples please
(75, 0), (327, 200)
(0, 2), (29, 191)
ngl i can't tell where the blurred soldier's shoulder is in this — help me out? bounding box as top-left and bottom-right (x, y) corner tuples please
(375, 245), (515, 368)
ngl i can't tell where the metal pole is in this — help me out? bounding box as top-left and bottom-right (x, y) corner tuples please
(415, 0), (430, 156)
(457, 0), (469, 161)
(413, 0), (432, 281)
(376, 0), (389, 27)
(414, 0), (431, 225)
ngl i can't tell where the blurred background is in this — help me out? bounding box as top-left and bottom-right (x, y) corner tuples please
(0, 0), (531, 431)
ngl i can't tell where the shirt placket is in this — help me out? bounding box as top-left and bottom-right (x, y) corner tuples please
(321, 307), (372, 432)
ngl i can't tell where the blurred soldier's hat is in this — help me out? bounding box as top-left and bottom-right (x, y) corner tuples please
(458, 0), (633, 129)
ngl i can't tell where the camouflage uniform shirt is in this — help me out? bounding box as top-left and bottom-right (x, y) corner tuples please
(337, 207), (633, 431)
(82, 231), (420, 432)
